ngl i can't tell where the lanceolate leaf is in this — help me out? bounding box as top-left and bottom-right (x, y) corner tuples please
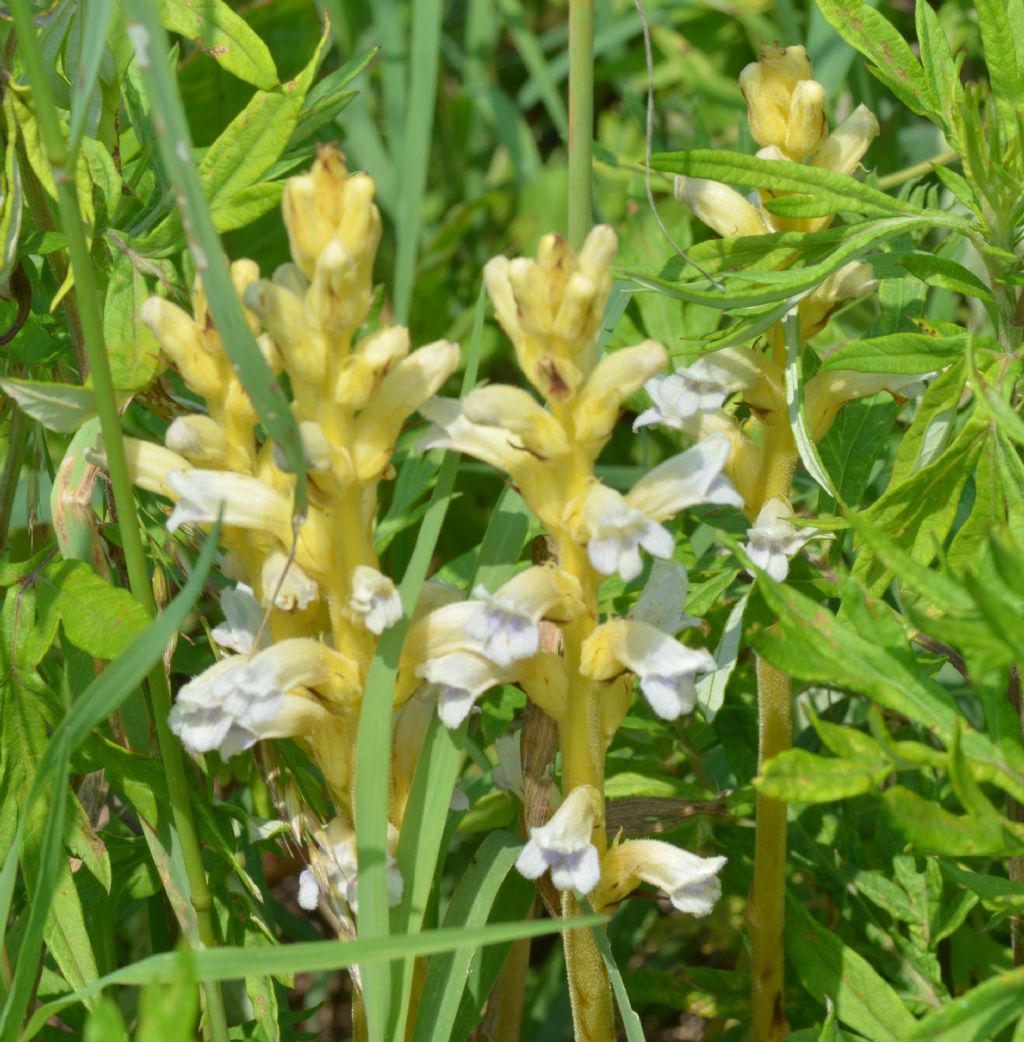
(813, 0), (934, 117)
(819, 332), (968, 374)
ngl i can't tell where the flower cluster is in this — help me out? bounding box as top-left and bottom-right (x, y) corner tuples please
(92, 146), (460, 918)
(405, 226), (730, 921)
(646, 43), (916, 557)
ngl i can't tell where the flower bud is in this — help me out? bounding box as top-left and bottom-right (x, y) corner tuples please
(812, 104), (880, 176)
(784, 79), (827, 159)
(740, 45), (816, 153)
(165, 415), (228, 467)
(676, 177), (771, 238)
(141, 297), (221, 399)
(244, 280), (325, 384)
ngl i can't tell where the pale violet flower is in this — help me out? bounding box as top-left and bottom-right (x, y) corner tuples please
(515, 786), (601, 894)
(297, 818), (403, 913)
(348, 565), (402, 634)
(634, 362), (734, 430)
(743, 497), (820, 582)
(598, 839), (727, 917)
(625, 433), (743, 521)
(582, 619), (716, 720)
(465, 583), (540, 667)
(169, 638), (343, 758)
(631, 560), (700, 634)
(418, 650), (517, 728)
(449, 785), (470, 812)
(573, 483), (674, 582)
(212, 583), (267, 654)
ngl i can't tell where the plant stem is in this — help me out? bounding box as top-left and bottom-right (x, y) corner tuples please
(875, 148), (957, 190)
(556, 537), (614, 1042)
(567, 0), (594, 251)
(0, 405), (31, 555)
(747, 400), (798, 1042)
(9, 7), (228, 1040)
(749, 655), (792, 1042)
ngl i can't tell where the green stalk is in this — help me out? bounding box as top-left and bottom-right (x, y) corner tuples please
(9, 7), (228, 1040)
(0, 405), (31, 555)
(567, 0), (594, 251)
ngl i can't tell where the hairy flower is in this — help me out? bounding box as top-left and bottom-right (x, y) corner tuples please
(211, 583), (267, 654)
(743, 497), (820, 581)
(594, 839), (727, 916)
(348, 565), (403, 634)
(515, 786), (602, 894)
(582, 618), (716, 720)
(169, 639), (350, 758)
(297, 817), (403, 913)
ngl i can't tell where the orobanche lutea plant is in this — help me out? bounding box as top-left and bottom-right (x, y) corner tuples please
(94, 146), (736, 1038)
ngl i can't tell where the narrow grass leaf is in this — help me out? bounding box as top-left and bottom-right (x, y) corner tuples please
(23, 915), (603, 1041)
(392, 0), (443, 323)
(409, 833), (524, 1042)
(0, 524), (221, 1041)
(121, 2), (307, 516)
(67, 0), (116, 161)
(356, 286), (486, 1039)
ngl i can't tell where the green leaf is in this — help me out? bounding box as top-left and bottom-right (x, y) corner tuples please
(0, 522), (221, 1042)
(137, 948), (198, 1042)
(0, 93), (24, 286)
(39, 559), (150, 659)
(750, 574), (1024, 802)
(0, 377), (97, 433)
(881, 787), (1024, 856)
(819, 332), (968, 374)
(410, 833), (525, 1042)
(889, 360), (966, 486)
(787, 896), (917, 1041)
(652, 149), (925, 219)
(158, 0), (277, 89)
(355, 285), (484, 1038)
(818, 396), (900, 507)
(695, 590), (748, 722)
(67, 0), (117, 161)
(851, 413), (988, 593)
(915, 0), (959, 128)
(973, 0), (1022, 129)
(900, 254), (995, 305)
(288, 46), (378, 147)
(103, 252), (161, 392)
(903, 963), (1024, 1041)
(813, 0), (934, 117)
(940, 862), (1024, 913)
(757, 748), (890, 802)
(23, 914), (603, 1041)
(83, 997), (129, 1042)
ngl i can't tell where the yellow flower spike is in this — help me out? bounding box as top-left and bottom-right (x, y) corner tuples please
(229, 259), (263, 337)
(812, 103), (881, 176)
(783, 79), (827, 159)
(571, 340), (668, 455)
(462, 385), (572, 458)
(164, 415), (228, 467)
(352, 340), (461, 480)
(140, 296), (222, 399)
(306, 238), (362, 335)
(244, 279), (326, 385)
(88, 436), (191, 501)
(335, 326), (411, 408)
(675, 177), (772, 238)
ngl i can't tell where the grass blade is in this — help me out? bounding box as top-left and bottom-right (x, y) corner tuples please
(121, 3), (308, 517)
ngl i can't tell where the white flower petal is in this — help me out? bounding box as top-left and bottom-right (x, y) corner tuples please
(349, 565), (402, 634)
